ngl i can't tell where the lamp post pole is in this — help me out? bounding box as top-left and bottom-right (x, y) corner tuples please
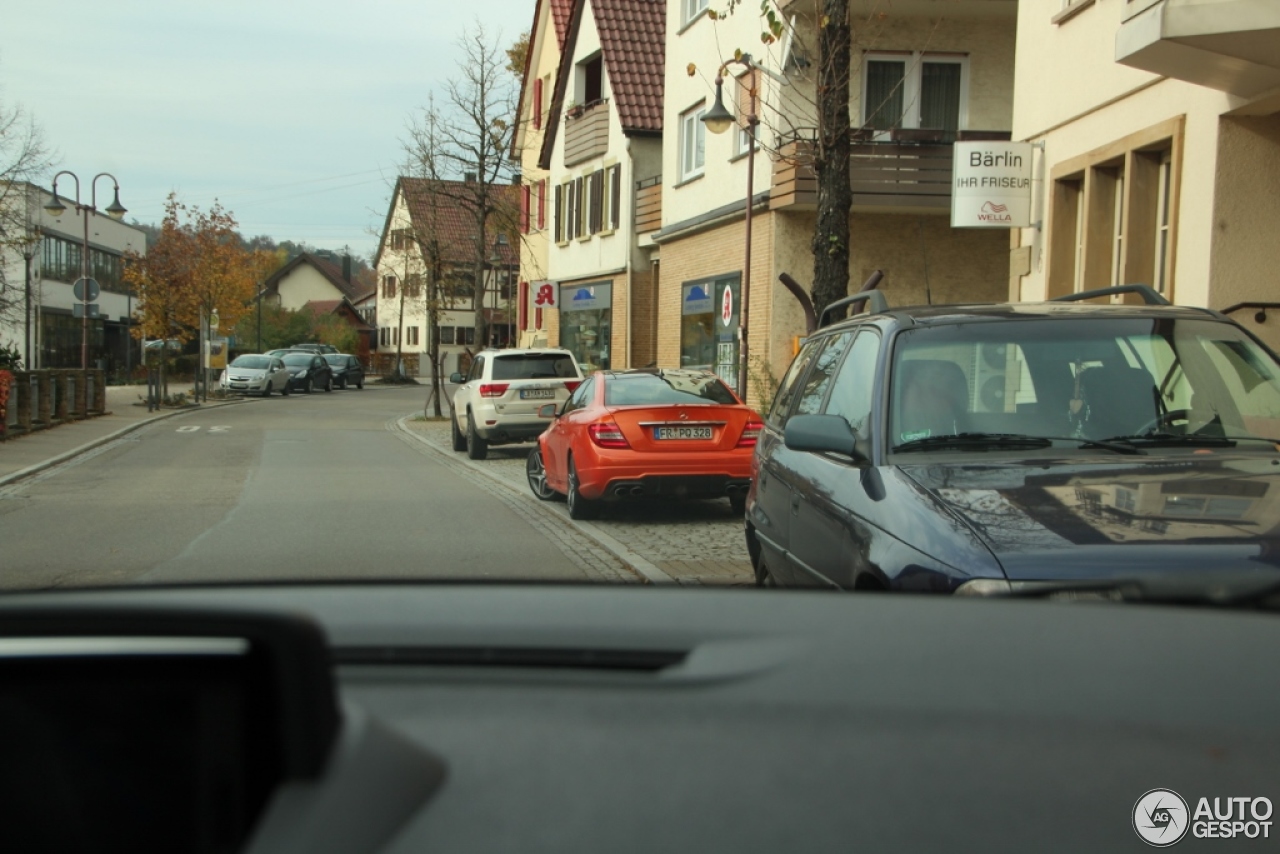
(44, 172), (127, 371)
(702, 57), (760, 401)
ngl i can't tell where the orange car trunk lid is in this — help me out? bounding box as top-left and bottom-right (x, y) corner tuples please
(608, 406), (748, 452)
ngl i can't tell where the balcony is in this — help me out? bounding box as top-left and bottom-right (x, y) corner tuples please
(771, 130), (1011, 212)
(1117, 0), (1280, 98)
(635, 176), (662, 234)
(564, 99), (610, 167)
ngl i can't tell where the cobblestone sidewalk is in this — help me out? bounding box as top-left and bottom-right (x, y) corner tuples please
(400, 419), (754, 586)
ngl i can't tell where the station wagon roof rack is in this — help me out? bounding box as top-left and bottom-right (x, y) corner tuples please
(1051, 284), (1170, 306)
(818, 289), (889, 328)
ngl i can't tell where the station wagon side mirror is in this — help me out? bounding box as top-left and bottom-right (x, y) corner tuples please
(449, 372), (464, 384)
(538, 403), (558, 419)
(784, 414), (868, 463)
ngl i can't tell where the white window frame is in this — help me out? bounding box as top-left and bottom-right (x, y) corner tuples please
(683, 0), (709, 26)
(861, 52), (970, 139)
(679, 104), (706, 182)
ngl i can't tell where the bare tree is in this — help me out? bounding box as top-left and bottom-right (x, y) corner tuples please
(0, 94), (54, 344)
(424, 22), (520, 350)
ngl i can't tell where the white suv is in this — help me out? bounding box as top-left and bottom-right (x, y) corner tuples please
(449, 348), (584, 460)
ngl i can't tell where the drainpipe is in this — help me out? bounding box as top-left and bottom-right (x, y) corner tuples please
(625, 139), (634, 369)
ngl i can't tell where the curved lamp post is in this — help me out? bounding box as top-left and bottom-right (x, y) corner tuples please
(44, 172), (127, 370)
(702, 55), (760, 401)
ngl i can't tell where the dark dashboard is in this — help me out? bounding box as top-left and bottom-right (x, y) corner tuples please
(1, 584), (1275, 852)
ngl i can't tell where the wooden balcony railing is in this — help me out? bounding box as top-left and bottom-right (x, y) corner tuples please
(635, 176), (661, 234)
(771, 131), (1012, 211)
(564, 100), (609, 167)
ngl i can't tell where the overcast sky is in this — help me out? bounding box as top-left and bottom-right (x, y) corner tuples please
(2, 1), (534, 259)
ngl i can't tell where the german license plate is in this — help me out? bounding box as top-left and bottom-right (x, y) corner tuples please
(655, 426), (712, 440)
(520, 389), (555, 400)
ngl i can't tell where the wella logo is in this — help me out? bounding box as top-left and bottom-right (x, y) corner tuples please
(977, 201), (1012, 223)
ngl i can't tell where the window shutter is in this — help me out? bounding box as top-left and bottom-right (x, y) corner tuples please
(610, 166), (621, 230)
(554, 184), (563, 242)
(518, 281), (529, 331)
(533, 79), (543, 130)
(520, 184), (530, 233)
(537, 179), (546, 230)
(589, 171), (603, 234)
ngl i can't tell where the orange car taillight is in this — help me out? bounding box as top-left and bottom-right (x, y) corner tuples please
(588, 422), (630, 449)
(479, 383), (510, 398)
(737, 420), (764, 448)
(563, 380), (582, 393)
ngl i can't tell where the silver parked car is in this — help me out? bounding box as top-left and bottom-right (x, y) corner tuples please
(219, 354), (292, 397)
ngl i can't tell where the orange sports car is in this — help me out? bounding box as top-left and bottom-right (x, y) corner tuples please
(526, 369), (763, 519)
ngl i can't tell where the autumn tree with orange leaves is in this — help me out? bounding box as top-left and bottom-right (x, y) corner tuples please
(124, 194), (264, 396)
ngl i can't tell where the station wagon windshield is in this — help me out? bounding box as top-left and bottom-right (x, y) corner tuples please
(890, 317), (1280, 451)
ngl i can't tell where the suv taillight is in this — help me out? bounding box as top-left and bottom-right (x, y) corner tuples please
(736, 420), (764, 448)
(479, 383), (510, 398)
(563, 380), (582, 393)
(588, 422), (630, 449)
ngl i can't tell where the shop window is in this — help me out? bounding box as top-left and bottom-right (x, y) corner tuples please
(559, 282), (612, 371)
(680, 275), (741, 393)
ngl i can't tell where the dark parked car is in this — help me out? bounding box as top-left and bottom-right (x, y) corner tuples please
(747, 285), (1280, 592)
(281, 352), (333, 394)
(324, 354), (365, 389)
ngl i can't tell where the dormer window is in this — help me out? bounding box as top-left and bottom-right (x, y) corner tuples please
(577, 52), (604, 107)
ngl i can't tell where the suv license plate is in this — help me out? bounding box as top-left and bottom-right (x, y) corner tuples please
(655, 427), (713, 440)
(520, 389), (555, 400)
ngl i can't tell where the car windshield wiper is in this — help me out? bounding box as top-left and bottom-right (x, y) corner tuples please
(893, 432), (1054, 453)
(1103, 432), (1237, 448)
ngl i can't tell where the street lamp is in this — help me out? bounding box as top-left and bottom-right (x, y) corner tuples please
(703, 56), (760, 400)
(44, 171), (127, 370)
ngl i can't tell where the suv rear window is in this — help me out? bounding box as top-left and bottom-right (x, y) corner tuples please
(605, 373), (737, 406)
(491, 354), (578, 380)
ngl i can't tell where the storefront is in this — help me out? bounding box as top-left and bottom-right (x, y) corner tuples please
(559, 281), (612, 371)
(680, 274), (740, 393)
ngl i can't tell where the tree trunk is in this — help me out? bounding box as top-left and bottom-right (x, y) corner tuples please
(810, 0), (852, 321)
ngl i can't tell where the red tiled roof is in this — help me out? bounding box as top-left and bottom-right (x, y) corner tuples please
(550, 0), (574, 47)
(593, 0), (665, 134)
(381, 177), (519, 269)
(263, 252), (364, 302)
(540, 0), (665, 168)
(303, 300), (343, 315)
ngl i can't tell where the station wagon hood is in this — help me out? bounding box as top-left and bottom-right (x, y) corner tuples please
(899, 455), (1280, 582)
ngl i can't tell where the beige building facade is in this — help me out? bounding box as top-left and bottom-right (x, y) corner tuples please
(654, 0), (1017, 406)
(1011, 0), (1280, 349)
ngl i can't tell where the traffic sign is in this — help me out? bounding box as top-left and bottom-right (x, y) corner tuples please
(72, 303), (100, 319)
(73, 277), (100, 302)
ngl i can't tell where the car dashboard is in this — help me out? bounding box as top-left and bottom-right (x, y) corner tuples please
(2, 584), (1276, 853)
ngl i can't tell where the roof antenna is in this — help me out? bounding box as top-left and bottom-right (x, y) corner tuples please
(918, 217), (933, 305)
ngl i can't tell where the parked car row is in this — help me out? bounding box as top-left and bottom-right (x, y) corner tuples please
(219, 351), (366, 397)
(452, 286), (1280, 597)
(449, 347), (762, 519)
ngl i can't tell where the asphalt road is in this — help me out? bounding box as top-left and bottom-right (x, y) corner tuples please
(0, 386), (632, 590)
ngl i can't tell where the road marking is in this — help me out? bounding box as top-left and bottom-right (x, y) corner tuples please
(176, 426), (201, 433)
(209, 426), (231, 433)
